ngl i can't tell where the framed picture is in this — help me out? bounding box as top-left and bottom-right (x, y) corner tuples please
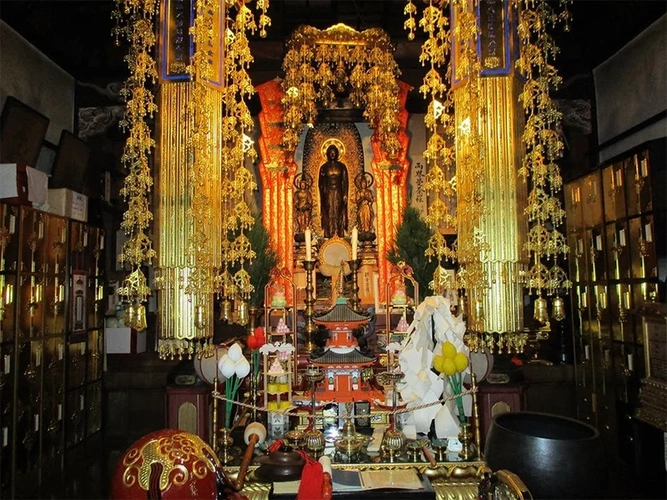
(0, 96), (50, 167)
(50, 130), (90, 191)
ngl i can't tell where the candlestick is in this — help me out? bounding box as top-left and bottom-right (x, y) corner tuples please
(351, 227), (358, 260)
(305, 228), (312, 261)
(302, 259), (317, 353)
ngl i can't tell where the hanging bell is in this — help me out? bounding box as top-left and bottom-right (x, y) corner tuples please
(194, 304), (207, 330)
(237, 301), (249, 326)
(220, 298), (233, 322)
(533, 297), (549, 324)
(134, 304), (147, 330)
(458, 295), (467, 319)
(124, 304), (135, 327)
(551, 297), (566, 322)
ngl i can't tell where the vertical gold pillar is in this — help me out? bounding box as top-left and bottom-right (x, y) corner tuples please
(455, 75), (528, 335)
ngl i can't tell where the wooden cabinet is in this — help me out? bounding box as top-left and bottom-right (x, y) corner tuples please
(565, 138), (665, 464)
(478, 382), (526, 447)
(0, 203), (105, 498)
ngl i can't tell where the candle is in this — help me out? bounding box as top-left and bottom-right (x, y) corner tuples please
(35, 348), (41, 367)
(584, 345), (590, 360)
(609, 170), (615, 190)
(578, 239), (583, 254)
(8, 215), (15, 234)
(305, 228), (312, 261)
(3, 354), (10, 374)
(619, 228), (626, 247)
(595, 235), (602, 251)
(83, 231), (88, 247)
(373, 272), (380, 312)
(100, 236), (104, 250)
(80, 395), (84, 411)
(34, 414), (39, 432)
(645, 223), (652, 242)
(58, 344), (64, 361)
(580, 291), (587, 308)
(2, 427), (7, 447)
(634, 156), (640, 179)
(640, 158), (648, 177)
(38, 221), (44, 239)
(57, 404), (62, 421)
(627, 353), (634, 372)
(615, 169), (623, 187)
(351, 227), (358, 260)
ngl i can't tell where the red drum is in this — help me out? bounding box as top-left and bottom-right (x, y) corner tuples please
(110, 429), (220, 499)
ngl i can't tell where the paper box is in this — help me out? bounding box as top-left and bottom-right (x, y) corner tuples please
(47, 188), (88, 222)
(105, 327), (147, 354)
(0, 163), (48, 205)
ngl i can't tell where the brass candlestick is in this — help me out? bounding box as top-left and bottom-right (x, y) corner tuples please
(302, 259), (317, 353)
(348, 258), (361, 311)
(303, 367), (325, 457)
(471, 372), (481, 459)
(377, 370), (406, 462)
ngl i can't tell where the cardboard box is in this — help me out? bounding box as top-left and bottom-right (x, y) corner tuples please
(105, 327), (147, 354)
(0, 163), (48, 205)
(47, 188), (88, 222)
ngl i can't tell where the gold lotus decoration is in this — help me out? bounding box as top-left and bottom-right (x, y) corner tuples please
(112, 0), (158, 328)
(407, 0), (572, 351)
(281, 23), (402, 160)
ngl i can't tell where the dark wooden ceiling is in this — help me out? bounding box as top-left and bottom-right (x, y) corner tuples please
(1, 0), (665, 104)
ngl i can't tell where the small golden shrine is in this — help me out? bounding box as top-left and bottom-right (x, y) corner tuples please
(309, 297), (382, 403)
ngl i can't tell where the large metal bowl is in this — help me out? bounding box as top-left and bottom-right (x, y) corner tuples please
(484, 412), (606, 499)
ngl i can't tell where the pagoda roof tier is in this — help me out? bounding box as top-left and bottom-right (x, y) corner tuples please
(313, 299), (371, 326)
(310, 347), (375, 366)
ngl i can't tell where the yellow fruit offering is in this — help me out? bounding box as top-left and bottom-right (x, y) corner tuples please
(442, 341), (457, 360)
(433, 354), (445, 373)
(280, 400), (292, 409)
(267, 401), (278, 411)
(442, 357), (457, 376)
(454, 352), (469, 372)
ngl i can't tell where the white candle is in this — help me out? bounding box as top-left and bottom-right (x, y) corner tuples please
(38, 221), (44, 239)
(9, 215), (15, 234)
(595, 235), (602, 251)
(584, 345), (590, 360)
(627, 353), (634, 372)
(645, 223), (652, 243)
(351, 227), (358, 260)
(619, 228), (626, 247)
(305, 228), (312, 261)
(373, 272), (380, 312)
(3, 355), (10, 374)
(640, 158), (648, 177)
(615, 169), (623, 187)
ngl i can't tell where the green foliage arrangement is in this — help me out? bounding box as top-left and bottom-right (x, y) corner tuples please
(387, 206), (439, 299)
(247, 213), (279, 308)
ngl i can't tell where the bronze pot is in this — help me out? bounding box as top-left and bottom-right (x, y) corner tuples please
(484, 412), (606, 499)
(254, 448), (305, 483)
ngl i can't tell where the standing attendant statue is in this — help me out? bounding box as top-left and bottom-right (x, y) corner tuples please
(294, 173), (313, 234)
(355, 172), (375, 236)
(319, 144), (348, 238)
